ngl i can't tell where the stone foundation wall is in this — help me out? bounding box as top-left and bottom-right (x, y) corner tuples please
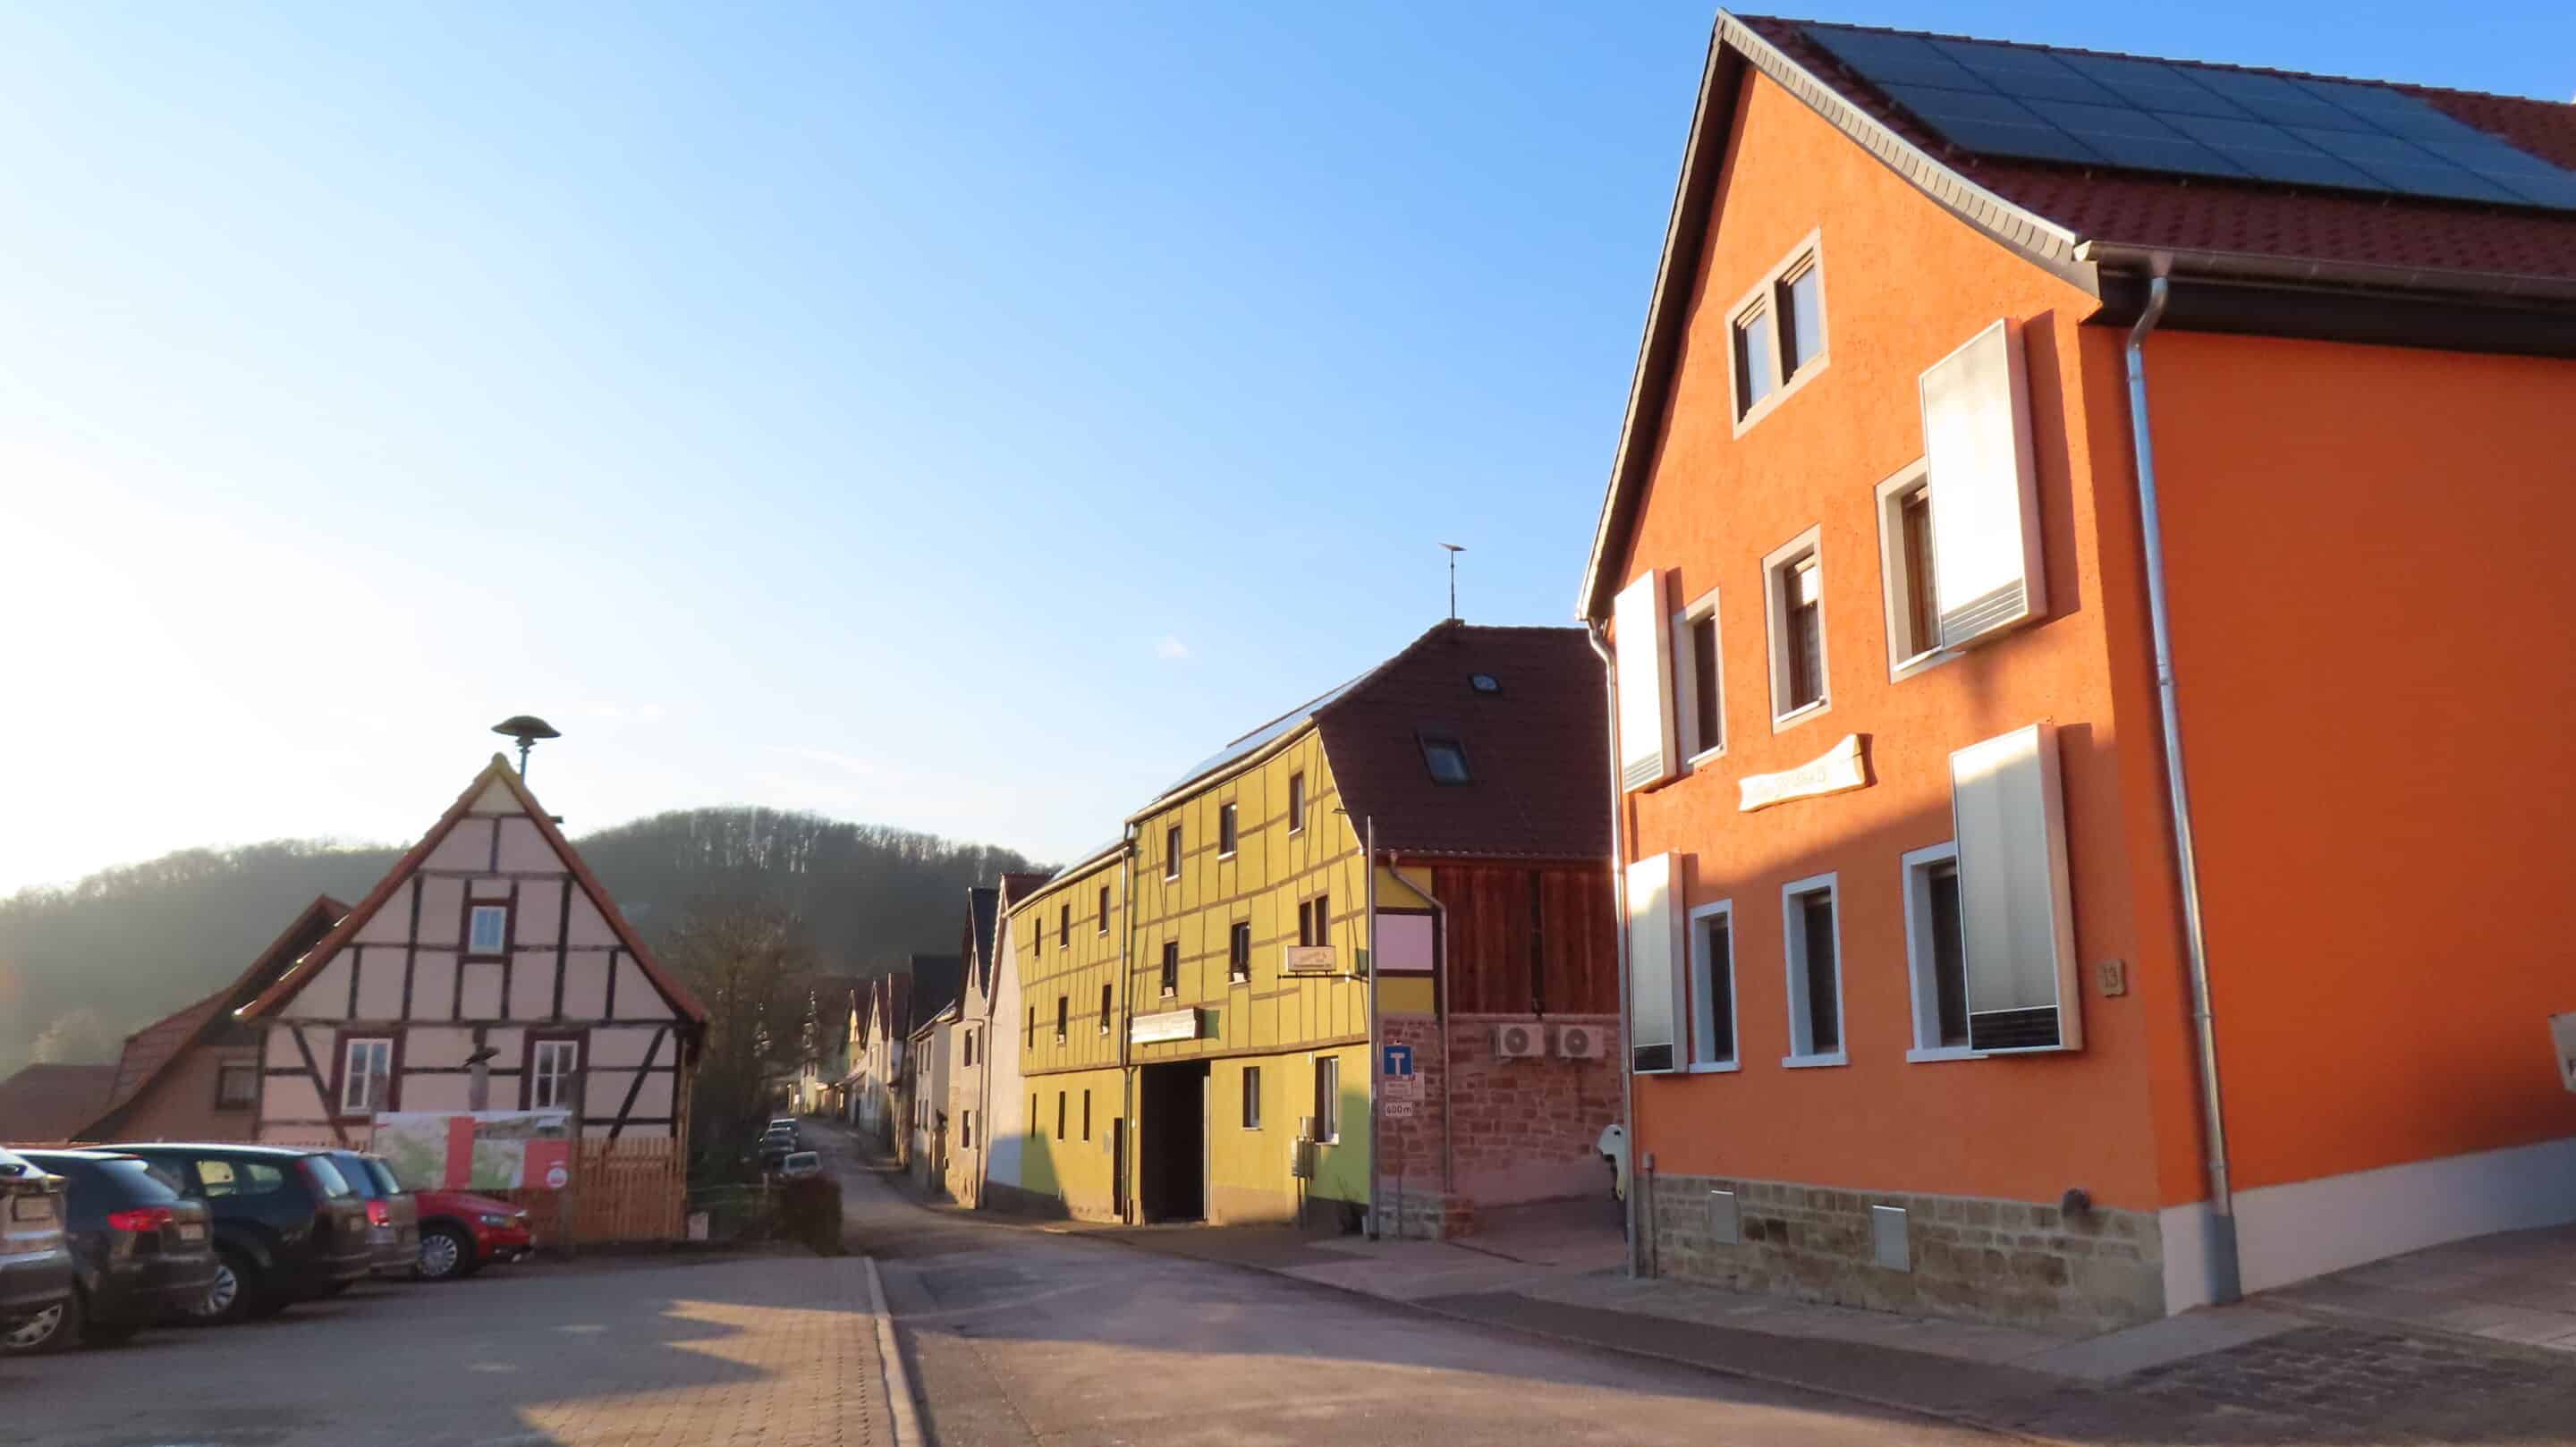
(1645, 1171), (2166, 1331)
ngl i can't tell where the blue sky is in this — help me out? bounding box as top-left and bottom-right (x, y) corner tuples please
(3, 2), (2565, 894)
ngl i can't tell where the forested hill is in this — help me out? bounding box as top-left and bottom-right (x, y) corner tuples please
(0, 808), (1044, 1076)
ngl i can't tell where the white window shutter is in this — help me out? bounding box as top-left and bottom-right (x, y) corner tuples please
(1625, 852), (1688, 1072)
(1948, 724), (2081, 1053)
(1613, 572), (1678, 791)
(1919, 318), (2045, 648)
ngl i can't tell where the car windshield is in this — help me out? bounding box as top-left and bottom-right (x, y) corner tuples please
(301, 1155), (355, 1197)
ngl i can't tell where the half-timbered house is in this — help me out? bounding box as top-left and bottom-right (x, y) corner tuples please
(237, 755), (706, 1146)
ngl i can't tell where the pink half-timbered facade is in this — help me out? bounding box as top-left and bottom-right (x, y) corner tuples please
(238, 755), (706, 1146)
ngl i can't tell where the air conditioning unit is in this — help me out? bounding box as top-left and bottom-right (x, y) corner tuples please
(1493, 1022), (1544, 1060)
(1555, 1023), (1606, 1060)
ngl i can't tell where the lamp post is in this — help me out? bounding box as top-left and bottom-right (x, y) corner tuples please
(491, 715), (561, 778)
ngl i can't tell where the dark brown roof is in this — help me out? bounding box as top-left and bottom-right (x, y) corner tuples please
(1736, 14), (2576, 285)
(1315, 622), (1611, 861)
(240, 756), (706, 1024)
(92, 894), (346, 1133)
(0, 1063), (117, 1144)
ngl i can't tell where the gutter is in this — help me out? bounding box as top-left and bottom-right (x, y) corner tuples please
(2080, 240), (2576, 307)
(1583, 620), (1642, 1279)
(2123, 269), (2243, 1307)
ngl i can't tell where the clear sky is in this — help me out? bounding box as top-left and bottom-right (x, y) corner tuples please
(3, 2), (2566, 894)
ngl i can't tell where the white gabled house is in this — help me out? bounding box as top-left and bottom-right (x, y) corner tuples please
(237, 755), (707, 1146)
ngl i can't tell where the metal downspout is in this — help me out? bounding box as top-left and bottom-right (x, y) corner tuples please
(1363, 814), (1381, 1240)
(2127, 272), (2242, 1305)
(1585, 620), (1642, 1279)
(1119, 828), (1138, 1224)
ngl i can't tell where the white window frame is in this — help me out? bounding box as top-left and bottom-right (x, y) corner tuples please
(1762, 528), (1831, 729)
(1686, 899), (1738, 1072)
(467, 904), (510, 956)
(1217, 802), (1239, 859)
(1874, 462), (1957, 681)
(1728, 230), (1829, 436)
(530, 1038), (580, 1109)
(1672, 587), (1726, 768)
(1241, 1064), (1263, 1131)
(340, 1037), (393, 1114)
(1899, 842), (1981, 1063)
(1312, 1054), (1341, 1144)
(1780, 873), (1847, 1068)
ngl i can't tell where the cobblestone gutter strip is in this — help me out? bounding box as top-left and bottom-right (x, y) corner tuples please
(868, 1256), (928, 1447)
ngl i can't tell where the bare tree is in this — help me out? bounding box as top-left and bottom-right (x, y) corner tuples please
(663, 897), (814, 1179)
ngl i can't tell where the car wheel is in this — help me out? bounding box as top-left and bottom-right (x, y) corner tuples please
(189, 1248), (261, 1325)
(1, 1290), (77, 1355)
(416, 1224), (473, 1282)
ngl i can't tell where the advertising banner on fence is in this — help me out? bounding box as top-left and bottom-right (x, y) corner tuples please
(372, 1111), (574, 1192)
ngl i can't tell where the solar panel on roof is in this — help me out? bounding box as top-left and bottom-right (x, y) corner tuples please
(1801, 22), (2576, 214)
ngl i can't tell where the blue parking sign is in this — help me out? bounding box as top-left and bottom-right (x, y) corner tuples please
(1383, 1044), (1414, 1079)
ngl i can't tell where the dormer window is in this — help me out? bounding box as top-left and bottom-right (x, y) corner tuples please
(1419, 733), (1471, 785)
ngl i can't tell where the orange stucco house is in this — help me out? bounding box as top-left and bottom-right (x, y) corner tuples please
(1581, 13), (2576, 1328)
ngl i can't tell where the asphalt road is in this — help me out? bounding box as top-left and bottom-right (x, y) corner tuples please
(836, 1134), (2002, 1447)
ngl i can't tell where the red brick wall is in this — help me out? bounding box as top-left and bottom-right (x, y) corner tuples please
(1381, 1011), (1623, 1209)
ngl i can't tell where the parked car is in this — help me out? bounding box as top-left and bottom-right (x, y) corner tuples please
(117, 1145), (374, 1323)
(758, 1140), (794, 1173)
(319, 1150), (419, 1281)
(6, 1150), (216, 1353)
(0, 1147), (71, 1343)
(777, 1151), (823, 1180)
(411, 1189), (533, 1282)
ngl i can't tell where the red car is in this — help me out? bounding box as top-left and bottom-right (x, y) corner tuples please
(411, 1189), (533, 1281)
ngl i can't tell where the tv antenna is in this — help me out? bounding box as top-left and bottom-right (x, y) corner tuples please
(1440, 543), (1465, 622)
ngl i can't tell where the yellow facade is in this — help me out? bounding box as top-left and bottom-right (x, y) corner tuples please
(1012, 850), (1126, 1220)
(1126, 731), (1385, 1221)
(997, 732), (1453, 1224)
(1016, 1065), (1124, 1218)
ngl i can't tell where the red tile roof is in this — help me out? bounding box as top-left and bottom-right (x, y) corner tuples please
(1315, 622), (1611, 860)
(1736, 13), (2576, 284)
(93, 894), (347, 1132)
(0, 1063), (117, 1144)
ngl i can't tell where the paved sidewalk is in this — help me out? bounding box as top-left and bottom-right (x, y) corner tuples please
(1093, 1212), (2576, 1444)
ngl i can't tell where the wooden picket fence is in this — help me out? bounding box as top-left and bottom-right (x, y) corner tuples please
(488, 1136), (687, 1246)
